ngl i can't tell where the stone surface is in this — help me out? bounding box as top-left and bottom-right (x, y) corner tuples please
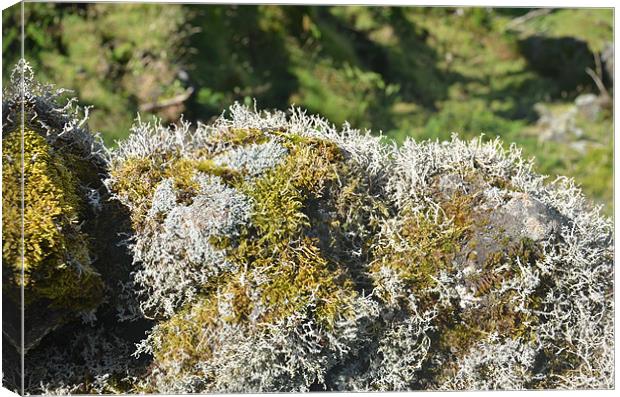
(575, 93), (601, 121)
(492, 192), (564, 243)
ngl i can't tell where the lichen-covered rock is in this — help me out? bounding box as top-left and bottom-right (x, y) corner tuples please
(2, 62), (107, 352)
(2, 62), (150, 395)
(106, 108), (387, 392)
(104, 104), (613, 392)
(2, 65), (612, 393)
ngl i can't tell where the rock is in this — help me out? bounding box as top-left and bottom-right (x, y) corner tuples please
(535, 103), (583, 142)
(3, 303), (66, 354)
(601, 41), (613, 84)
(491, 193), (564, 242)
(570, 140), (590, 155)
(460, 192), (564, 271)
(575, 93), (601, 121)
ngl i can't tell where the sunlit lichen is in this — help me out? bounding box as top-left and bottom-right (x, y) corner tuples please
(3, 67), (612, 392)
(2, 62), (147, 395)
(104, 103), (612, 392)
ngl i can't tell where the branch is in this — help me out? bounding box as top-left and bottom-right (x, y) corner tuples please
(139, 86), (194, 112)
(585, 67), (610, 102)
(506, 8), (554, 30)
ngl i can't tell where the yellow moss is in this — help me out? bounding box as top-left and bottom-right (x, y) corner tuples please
(371, 211), (465, 306)
(108, 157), (168, 227)
(1, 128), (103, 310)
(109, 154), (242, 229)
(206, 127), (270, 148)
(257, 237), (355, 327)
(151, 296), (220, 365)
(231, 133), (343, 246)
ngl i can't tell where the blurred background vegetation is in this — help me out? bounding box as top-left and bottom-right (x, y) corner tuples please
(2, 3), (613, 215)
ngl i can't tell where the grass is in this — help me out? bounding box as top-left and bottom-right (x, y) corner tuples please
(3, 4), (613, 213)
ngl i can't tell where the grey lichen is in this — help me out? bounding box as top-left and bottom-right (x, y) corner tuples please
(2, 62), (149, 395)
(3, 68), (614, 393)
(133, 173), (252, 318)
(106, 104), (612, 392)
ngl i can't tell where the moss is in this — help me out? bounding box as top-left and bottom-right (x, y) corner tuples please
(212, 133), (354, 328)
(206, 127), (271, 148)
(2, 128), (103, 311)
(438, 323), (485, 357)
(193, 158), (242, 183)
(146, 130), (361, 380)
(371, 210), (466, 306)
(109, 154), (241, 229)
(108, 157), (169, 226)
(151, 296), (220, 365)
(434, 236), (544, 385)
(371, 177), (548, 384)
(108, 128), (356, 331)
(257, 237), (356, 326)
(229, 134), (353, 323)
(369, 204), (473, 384)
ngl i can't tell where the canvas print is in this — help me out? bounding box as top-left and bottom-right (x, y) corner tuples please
(1, 2), (614, 394)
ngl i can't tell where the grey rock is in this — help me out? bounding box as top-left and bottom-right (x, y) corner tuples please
(535, 103), (583, 142)
(460, 192), (564, 271)
(492, 193), (564, 242)
(575, 93), (601, 121)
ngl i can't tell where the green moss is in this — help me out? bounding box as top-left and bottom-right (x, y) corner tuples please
(2, 128), (103, 311)
(206, 127), (271, 148)
(256, 238), (356, 326)
(438, 323), (485, 357)
(225, 132), (354, 327)
(147, 130), (361, 376)
(370, 183), (480, 306)
(193, 158), (242, 183)
(371, 212), (465, 305)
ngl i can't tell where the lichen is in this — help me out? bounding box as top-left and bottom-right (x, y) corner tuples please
(4, 70), (612, 392)
(2, 62), (147, 394)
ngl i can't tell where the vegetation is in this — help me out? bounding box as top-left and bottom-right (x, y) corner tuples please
(104, 102), (613, 392)
(1, 3), (614, 394)
(3, 69), (612, 390)
(2, 4), (613, 214)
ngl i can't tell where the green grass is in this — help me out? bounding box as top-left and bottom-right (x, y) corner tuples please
(3, 5), (612, 213)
